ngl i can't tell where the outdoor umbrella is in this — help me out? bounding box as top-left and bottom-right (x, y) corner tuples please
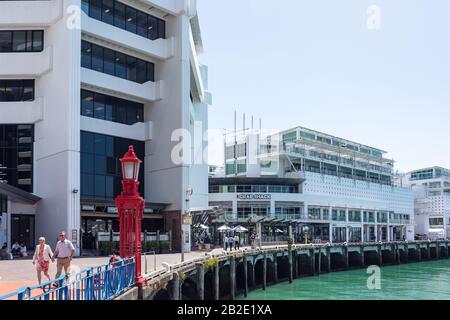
(217, 225), (231, 232)
(233, 225), (248, 233)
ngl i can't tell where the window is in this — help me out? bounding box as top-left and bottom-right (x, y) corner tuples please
(80, 90), (144, 125)
(101, 0), (114, 25)
(81, 41), (154, 84)
(0, 30), (43, 53)
(80, 131), (144, 199)
(0, 80), (35, 102)
(84, 0), (165, 40)
(0, 125), (34, 192)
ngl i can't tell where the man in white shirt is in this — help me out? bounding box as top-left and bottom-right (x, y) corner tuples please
(53, 231), (75, 279)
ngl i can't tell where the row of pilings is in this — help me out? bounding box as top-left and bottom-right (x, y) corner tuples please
(137, 241), (450, 301)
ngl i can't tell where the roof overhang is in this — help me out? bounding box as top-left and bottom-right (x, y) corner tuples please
(0, 182), (41, 204)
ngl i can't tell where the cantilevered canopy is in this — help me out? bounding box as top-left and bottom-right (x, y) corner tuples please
(0, 182), (41, 204)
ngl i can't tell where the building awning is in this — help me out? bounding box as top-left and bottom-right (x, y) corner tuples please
(189, 206), (217, 212)
(209, 177), (304, 186)
(0, 182), (41, 205)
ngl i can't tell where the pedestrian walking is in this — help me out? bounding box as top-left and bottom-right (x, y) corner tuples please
(32, 237), (54, 285)
(228, 235), (234, 252)
(224, 235), (228, 251)
(53, 231), (75, 281)
(234, 234), (240, 250)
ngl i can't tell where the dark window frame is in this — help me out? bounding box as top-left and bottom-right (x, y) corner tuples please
(0, 30), (44, 53)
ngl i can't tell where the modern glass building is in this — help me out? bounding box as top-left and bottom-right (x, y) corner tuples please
(0, 0), (212, 254)
(401, 167), (450, 239)
(209, 127), (414, 244)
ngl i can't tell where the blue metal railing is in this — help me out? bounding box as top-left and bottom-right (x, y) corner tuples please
(0, 257), (135, 301)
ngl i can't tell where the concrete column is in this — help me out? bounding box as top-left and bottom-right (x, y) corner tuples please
(243, 255), (248, 298)
(171, 273), (180, 300)
(404, 244), (409, 263)
(396, 244), (401, 264)
(230, 256), (236, 300)
(317, 247), (322, 275)
(273, 253), (278, 283)
(250, 257), (256, 288)
(310, 249), (315, 275)
(288, 246), (293, 283)
(326, 247), (331, 272)
(196, 263), (205, 300)
(417, 244), (422, 262)
(436, 241), (440, 259)
(378, 245), (383, 266)
(293, 251), (298, 279)
(262, 254), (267, 290)
(214, 265), (219, 301)
(360, 246), (365, 267)
(344, 246), (349, 270)
(427, 243), (431, 260)
(446, 241), (449, 258)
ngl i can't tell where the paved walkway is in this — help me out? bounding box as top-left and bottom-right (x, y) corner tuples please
(0, 247), (242, 297)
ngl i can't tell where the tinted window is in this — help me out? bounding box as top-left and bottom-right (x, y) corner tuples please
(89, 0), (102, 20)
(81, 90), (94, 117)
(93, 93), (105, 119)
(12, 31), (26, 52)
(101, 0), (114, 25)
(0, 32), (12, 51)
(84, 0), (165, 40)
(91, 44), (103, 72)
(114, 2), (126, 29)
(80, 131), (145, 200)
(0, 125), (34, 192)
(125, 7), (137, 33)
(103, 48), (115, 75)
(81, 41), (92, 68)
(0, 80), (35, 102)
(81, 41), (154, 83)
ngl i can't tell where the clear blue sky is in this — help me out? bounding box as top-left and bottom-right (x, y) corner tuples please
(197, 0), (450, 172)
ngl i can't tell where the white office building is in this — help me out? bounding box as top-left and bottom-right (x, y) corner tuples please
(0, 0), (212, 254)
(209, 126), (414, 243)
(400, 167), (450, 240)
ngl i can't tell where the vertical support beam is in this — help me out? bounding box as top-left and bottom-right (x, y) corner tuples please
(326, 247), (331, 272)
(288, 246), (293, 283)
(344, 246), (349, 270)
(427, 242), (431, 260)
(273, 253), (278, 283)
(262, 254), (267, 291)
(196, 263), (205, 301)
(310, 248), (316, 275)
(250, 256), (256, 288)
(214, 264), (219, 301)
(243, 255), (248, 298)
(230, 256), (236, 300)
(360, 246), (365, 267)
(396, 244), (401, 264)
(446, 241), (449, 259)
(417, 244), (422, 262)
(317, 247), (322, 275)
(378, 245), (383, 266)
(171, 273), (180, 300)
(436, 241), (440, 259)
(293, 251), (298, 279)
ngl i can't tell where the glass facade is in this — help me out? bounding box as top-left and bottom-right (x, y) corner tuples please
(0, 125), (34, 192)
(81, 90), (144, 125)
(209, 184), (298, 194)
(80, 131), (144, 200)
(81, 0), (165, 40)
(0, 30), (43, 52)
(81, 41), (154, 84)
(0, 80), (35, 102)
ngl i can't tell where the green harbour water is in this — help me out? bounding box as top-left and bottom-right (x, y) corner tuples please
(239, 259), (450, 300)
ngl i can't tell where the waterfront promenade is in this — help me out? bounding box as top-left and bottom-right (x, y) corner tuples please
(0, 248), (234, 297)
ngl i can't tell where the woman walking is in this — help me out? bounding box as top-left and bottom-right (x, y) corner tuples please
(32, 237), (54, 285)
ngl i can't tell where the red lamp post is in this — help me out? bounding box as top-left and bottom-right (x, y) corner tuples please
(115, 145), (146, 286)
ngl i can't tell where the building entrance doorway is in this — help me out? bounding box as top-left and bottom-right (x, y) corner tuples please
(11, 214), (35, 249)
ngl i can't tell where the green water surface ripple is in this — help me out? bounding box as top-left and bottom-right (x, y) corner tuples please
(239, 259), (450, 300)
